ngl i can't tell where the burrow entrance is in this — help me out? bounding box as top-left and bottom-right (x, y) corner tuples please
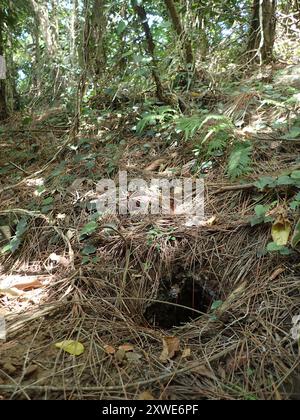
(144, 265), (220, 329)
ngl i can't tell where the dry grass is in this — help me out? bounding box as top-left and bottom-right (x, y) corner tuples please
(0, 97), (300, 400)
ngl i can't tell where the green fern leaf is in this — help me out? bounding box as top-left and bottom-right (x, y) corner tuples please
(227, 142), (253, 180)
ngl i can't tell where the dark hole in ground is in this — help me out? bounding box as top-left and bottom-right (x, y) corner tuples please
(144, 268), (219, 329)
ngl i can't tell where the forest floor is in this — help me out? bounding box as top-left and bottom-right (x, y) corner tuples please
(0, 64), (300, 400)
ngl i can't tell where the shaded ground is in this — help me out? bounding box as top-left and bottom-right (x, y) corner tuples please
(0, 65), (300, 400)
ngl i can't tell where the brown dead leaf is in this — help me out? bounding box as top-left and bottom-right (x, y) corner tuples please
(159, 336), (180, 362)
(192, 365), (216, 380)
(145, 159), (165, 172)
(270, 267), (285, 281)
(119, 344), (135, 352)
(14, 280), (43, 291)
(139, 391), (155, 400)
(104, 345), (116, 355)
(0, 275), (44, 292)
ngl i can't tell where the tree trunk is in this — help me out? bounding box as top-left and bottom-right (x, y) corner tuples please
(0, 5), (7, 121)
(70, 0), (79, 66)
(246, 0), (277, 64)
(131, 0), (165, 102)
(199, 18), (209, 61)
(31, 13), (42, 96)
(91, 0), (107, 77)
(30, 0), (57, 57)
(6, 28), (20, 111)
(164, 0), (194, 69)
(50, 0), (59, 52)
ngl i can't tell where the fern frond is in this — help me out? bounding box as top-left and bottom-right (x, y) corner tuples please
(227, 142), (253, 180)
(176, 114), (233, 142)
(202, 119), (234, 157)
(136, 107), (177, 134)
(176, 115), (204, 140)
(206, 132), (229, 156)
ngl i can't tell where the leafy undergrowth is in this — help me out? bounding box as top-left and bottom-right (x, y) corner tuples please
(0, 66), (300, 400)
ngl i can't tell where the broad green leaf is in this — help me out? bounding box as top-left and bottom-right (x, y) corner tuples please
(211, 300), (223, 311)
(10, 237), (22, 253)
(251, 216), (264, 227)
(290, 201), (300, 210)
(276, 176), (293, 186)
(16, 218), (28, 236)
(80, 221), (98, 237)
(251, 205), (274, 226)
(267, 242), (290, 255)
(290, 192), (300, 210)
(1, 244), (12, 254)
(291, 171), (300, 180)
(254, 176), (276, 190)
(43, 197), (54, 206)
(82, 256), (90, 265)
(82, 245), (97, 256)
(36, 186), (46, 196)
(116, 21), (127, 35)
(255, 205), (267, 217)
(282, 127), (300, 139)
(55, 340), (85, 356)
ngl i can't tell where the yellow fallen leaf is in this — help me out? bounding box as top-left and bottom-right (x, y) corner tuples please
(272, 218), (291, 246)
(159, 336), (180, 362)
(190, 91), (201, 98)
(55, 340), (85, 356)
(199, 216), (217, 227)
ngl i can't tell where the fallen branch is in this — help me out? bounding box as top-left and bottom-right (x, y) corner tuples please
(214, 183), (254, 194)
(0, 343), (238, 394)
(213, 163), (300, 194)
